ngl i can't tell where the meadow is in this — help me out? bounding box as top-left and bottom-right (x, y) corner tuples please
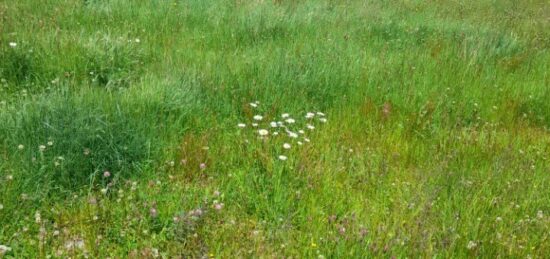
(0, 0), (549, 257)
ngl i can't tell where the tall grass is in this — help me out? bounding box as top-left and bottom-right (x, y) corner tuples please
(0, 0), (549, 257)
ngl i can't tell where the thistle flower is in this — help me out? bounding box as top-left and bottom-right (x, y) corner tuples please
(253, 115), (263, 121)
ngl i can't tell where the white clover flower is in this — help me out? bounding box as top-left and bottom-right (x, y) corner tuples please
(306, 112), (315, 119)
(9, 42), (17, 48)
(238, 123), (246, 128)
(0, 245), (11, 255)
(17, 144), (24, 150)
(278, 155), (288, 161)
(319, 118), (327, 123)
(39, 145), (46, 152)
(258, 129), (269, 136)
(316, 112), (325, 116)
(252, 123), (258, 127)
(270, 122), (278, 127)
(281, 113), (290, 118)
(47, 141), (54, 146)
(283, 143), (291, 149)
(307, 124), (315, 130)
(253, 115), (263, 121)
(285, 118), (295, 124)
(249, 102), (258, 108)
(467, 241), (477, 250)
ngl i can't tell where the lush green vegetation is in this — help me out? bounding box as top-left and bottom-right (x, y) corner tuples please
(1, 0), (549, 257)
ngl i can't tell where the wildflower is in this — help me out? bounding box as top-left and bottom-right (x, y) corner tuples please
(537, 210), (544, 219)
(83, 148), (91, 156)
(35, 211), (42, 224)
(306, 112), (315, 118)
(298, 130), (305, 134)
(53, 230), (60, 236)
(287, 131), (298, 138)
(283, 143), (291, 149)
(17, 144), (24, 150)
(0, 245), (11, 255)
(316, 112), (325, 116)
(319, 118), (327, 123)
(103, 171), (111, 178)
(8, 42), (17, 48)
(6, 175), (13, 181)
(304, 138), (311, 142)
(238, 123), (246, 128)
(100, 188), (108, 194)
(150, 208), (158, 218)
(39, 145), (46, 152)
(297, 141), (303, 145)
(252, 123), (258, 127)
(213, 190), (221, 196)
(496, 217), (502, 222)
(282, 113), (290, 118)
(200, 163), (206, 170)
(285, 118), (295, 124)
(0, 204), (3, 210)
(467, 241), (477, 250)
(270, 122), (278, 127)
(278, 155), (288, 161)
(258, 129), (269, 136)
(249, 102), (258, 108)
(307, 124), (315, 130)
(47, 141), (54, 146)
(253, 115), (263, 121)
(272, 131), (279, 136)
(135, 38), (140, 43)
(213, 202), (224, 211)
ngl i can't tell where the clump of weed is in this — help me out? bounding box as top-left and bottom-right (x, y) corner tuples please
(83, 35), (145, 89)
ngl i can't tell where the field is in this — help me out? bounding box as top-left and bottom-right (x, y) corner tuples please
(1, 0), (549, 257)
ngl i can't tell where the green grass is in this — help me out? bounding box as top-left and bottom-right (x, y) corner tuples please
(1, 0), (549, 257)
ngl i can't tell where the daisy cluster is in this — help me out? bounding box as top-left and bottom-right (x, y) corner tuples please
(237, 101), (327, 161)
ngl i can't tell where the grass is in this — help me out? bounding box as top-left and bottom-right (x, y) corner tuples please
(0, 0), (549, 257)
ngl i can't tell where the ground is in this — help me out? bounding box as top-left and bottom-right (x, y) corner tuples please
(0, 0), (549, 258)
